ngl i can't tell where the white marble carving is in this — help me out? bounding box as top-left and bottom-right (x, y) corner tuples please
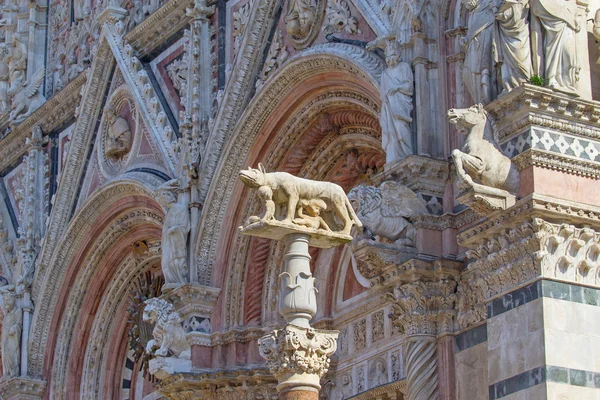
(324, 0), (361, 35)
(530, 0), (581, 95)
(367, 35), (414, 163)
(0, 285), (21, 378)
(348, 181), (428, 247)
(448, 104), (519, 213)
(155, 180), (191, 286)
(142, 297), (191, 359)
(103, 105), (132, 161)
(239, 164), (362, 235)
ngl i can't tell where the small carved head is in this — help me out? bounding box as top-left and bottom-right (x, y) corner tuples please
(239, 163), (267, 188)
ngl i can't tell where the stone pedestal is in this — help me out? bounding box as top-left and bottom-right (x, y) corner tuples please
(242, 219), (347, 397)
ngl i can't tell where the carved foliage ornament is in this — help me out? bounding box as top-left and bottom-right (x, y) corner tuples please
(258, 325), (338, 381)
(389, 279), (457, 336)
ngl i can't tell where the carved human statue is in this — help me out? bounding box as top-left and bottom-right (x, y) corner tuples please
(285, 0), (317, 39)
(594, 9), (600, 64)
(0, 44), (8, 114)
(495, 0), (533, 91)
(103, 105), (132, 161)
(366, 35), (414, 163)
(530, 0), (580, 95)
(7, 34), (27, 92)
(155, 180), (191, 286)
(462, 0), (497, 104)
(0, 285), (21, 379)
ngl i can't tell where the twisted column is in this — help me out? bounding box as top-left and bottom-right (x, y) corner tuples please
(405, 336), (439, 400)
(389, 279), (456, 400)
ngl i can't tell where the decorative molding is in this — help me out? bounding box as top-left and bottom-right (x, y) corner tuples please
(124, 0), (194, 57)
(485, 84), (600, 145)
(0, 73), (85, 173)
(0, 377), (46, 400)
(258, 324), (338, 391)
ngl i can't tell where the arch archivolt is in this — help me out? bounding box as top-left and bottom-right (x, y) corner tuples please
(50, 208), (162, 399)
(208, 46), (388, 330)
(28, 178), (163, 381)
(80, 250), (161, 399)
(195, 43), (384, 289)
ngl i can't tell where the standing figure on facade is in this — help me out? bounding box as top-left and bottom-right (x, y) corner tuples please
(0, 285), (21, 379)
(495, 0), (533, 91)
(0, 44), (9, 114)
(593, 9), (600, 64)
(367, 35), (414, 163)
(7, 34), (27, 92)
(155, 180), (190, 286)
(462, 0), (498, 104)
(530, 0), (580, 95)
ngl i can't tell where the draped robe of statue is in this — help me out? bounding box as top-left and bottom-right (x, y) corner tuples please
(530, 0), (580, 94)
(162, 196), (191, 285)
(380, 59), (413, 163)
(495, 0), (533, 91)
(1, 292), (21, 378)
(463, 0), (499, 104)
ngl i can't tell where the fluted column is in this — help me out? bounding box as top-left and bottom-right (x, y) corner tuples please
(390, 279), (457, 400)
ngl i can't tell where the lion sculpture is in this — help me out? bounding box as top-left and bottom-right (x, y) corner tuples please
(347, 182), (428, 247)
(239, 164), (362, 235)
(447, 104), (519, 194)
(142, 298), (190, 359)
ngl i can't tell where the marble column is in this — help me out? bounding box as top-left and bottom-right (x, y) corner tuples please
(390, 279), (457, 400)
(238, 172), (357, 398)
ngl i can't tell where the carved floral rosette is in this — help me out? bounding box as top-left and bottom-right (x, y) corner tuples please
(389, 279), (457, 336)
(258, 324), (338, 391)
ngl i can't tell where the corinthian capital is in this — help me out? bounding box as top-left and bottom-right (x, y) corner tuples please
(258, 325), (338, 392)
(389, 279), (457, 336)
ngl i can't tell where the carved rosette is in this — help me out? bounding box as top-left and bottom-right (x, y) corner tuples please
(389, 279), (457, 336)
(258, 324), (338, 392)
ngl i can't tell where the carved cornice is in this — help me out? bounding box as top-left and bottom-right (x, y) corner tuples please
(124, 0), (194, 57)
(513, 149), (600, 179)
(349, 379), (407, 399)
(0, 377), (46, 399)
(372, 155), (449, 198)
(156, 367), (277, 399)
(486, 84), (600, 144)
(457, 210), (600, 329)
(0, 72), (86, 172)
(162, 283), (221, 320)
(458, 194), (600, 247)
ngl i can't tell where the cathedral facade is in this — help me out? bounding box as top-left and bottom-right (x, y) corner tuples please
(0, 0), (599, 398)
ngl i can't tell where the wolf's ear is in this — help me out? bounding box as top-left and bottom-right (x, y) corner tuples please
(258, 163), (266, 173)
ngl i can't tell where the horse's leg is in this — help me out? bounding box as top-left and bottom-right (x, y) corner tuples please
(452, 150), (474, 186)
(460, 153), (485, 182)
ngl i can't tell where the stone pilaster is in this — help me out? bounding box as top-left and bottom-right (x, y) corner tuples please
(389, 278), (457, 400)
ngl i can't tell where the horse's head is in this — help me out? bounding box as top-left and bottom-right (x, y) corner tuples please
(239, 163), (267, 188)
(447, 104), (487, 134)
